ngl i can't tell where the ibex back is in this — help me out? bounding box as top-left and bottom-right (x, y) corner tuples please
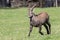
(28, 4), (51, 36)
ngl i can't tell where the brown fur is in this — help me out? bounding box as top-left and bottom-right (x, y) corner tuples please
(28, 4), (51, 36)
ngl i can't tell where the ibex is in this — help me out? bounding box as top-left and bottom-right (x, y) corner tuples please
(28, 4), (51, 36)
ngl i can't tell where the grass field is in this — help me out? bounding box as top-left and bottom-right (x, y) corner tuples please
(0, 7), (60, 40)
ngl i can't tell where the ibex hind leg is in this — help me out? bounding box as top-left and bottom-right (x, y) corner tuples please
(43, 24), (50, 34)
(46, 21), (51, 34)
(39, 25), (44, 35)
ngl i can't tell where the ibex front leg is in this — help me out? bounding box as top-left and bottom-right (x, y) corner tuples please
(28, 25), (33, 37)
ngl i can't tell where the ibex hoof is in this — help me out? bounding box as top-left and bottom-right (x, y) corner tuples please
(28, 35), (30, 37)
(41, 33), (44, 35)
(39, 32), (44, 35)
(47, 33), (51, 35)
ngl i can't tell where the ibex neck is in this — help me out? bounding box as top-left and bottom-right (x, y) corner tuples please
(30, 13), (36, 18)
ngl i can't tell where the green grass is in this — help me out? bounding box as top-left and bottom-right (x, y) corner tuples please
(0, 7), (60, 40)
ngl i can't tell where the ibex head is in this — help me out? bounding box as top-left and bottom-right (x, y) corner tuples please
(28, 3), (36, 18)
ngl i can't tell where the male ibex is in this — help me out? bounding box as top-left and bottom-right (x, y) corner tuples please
(28, 4), (51, 36)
